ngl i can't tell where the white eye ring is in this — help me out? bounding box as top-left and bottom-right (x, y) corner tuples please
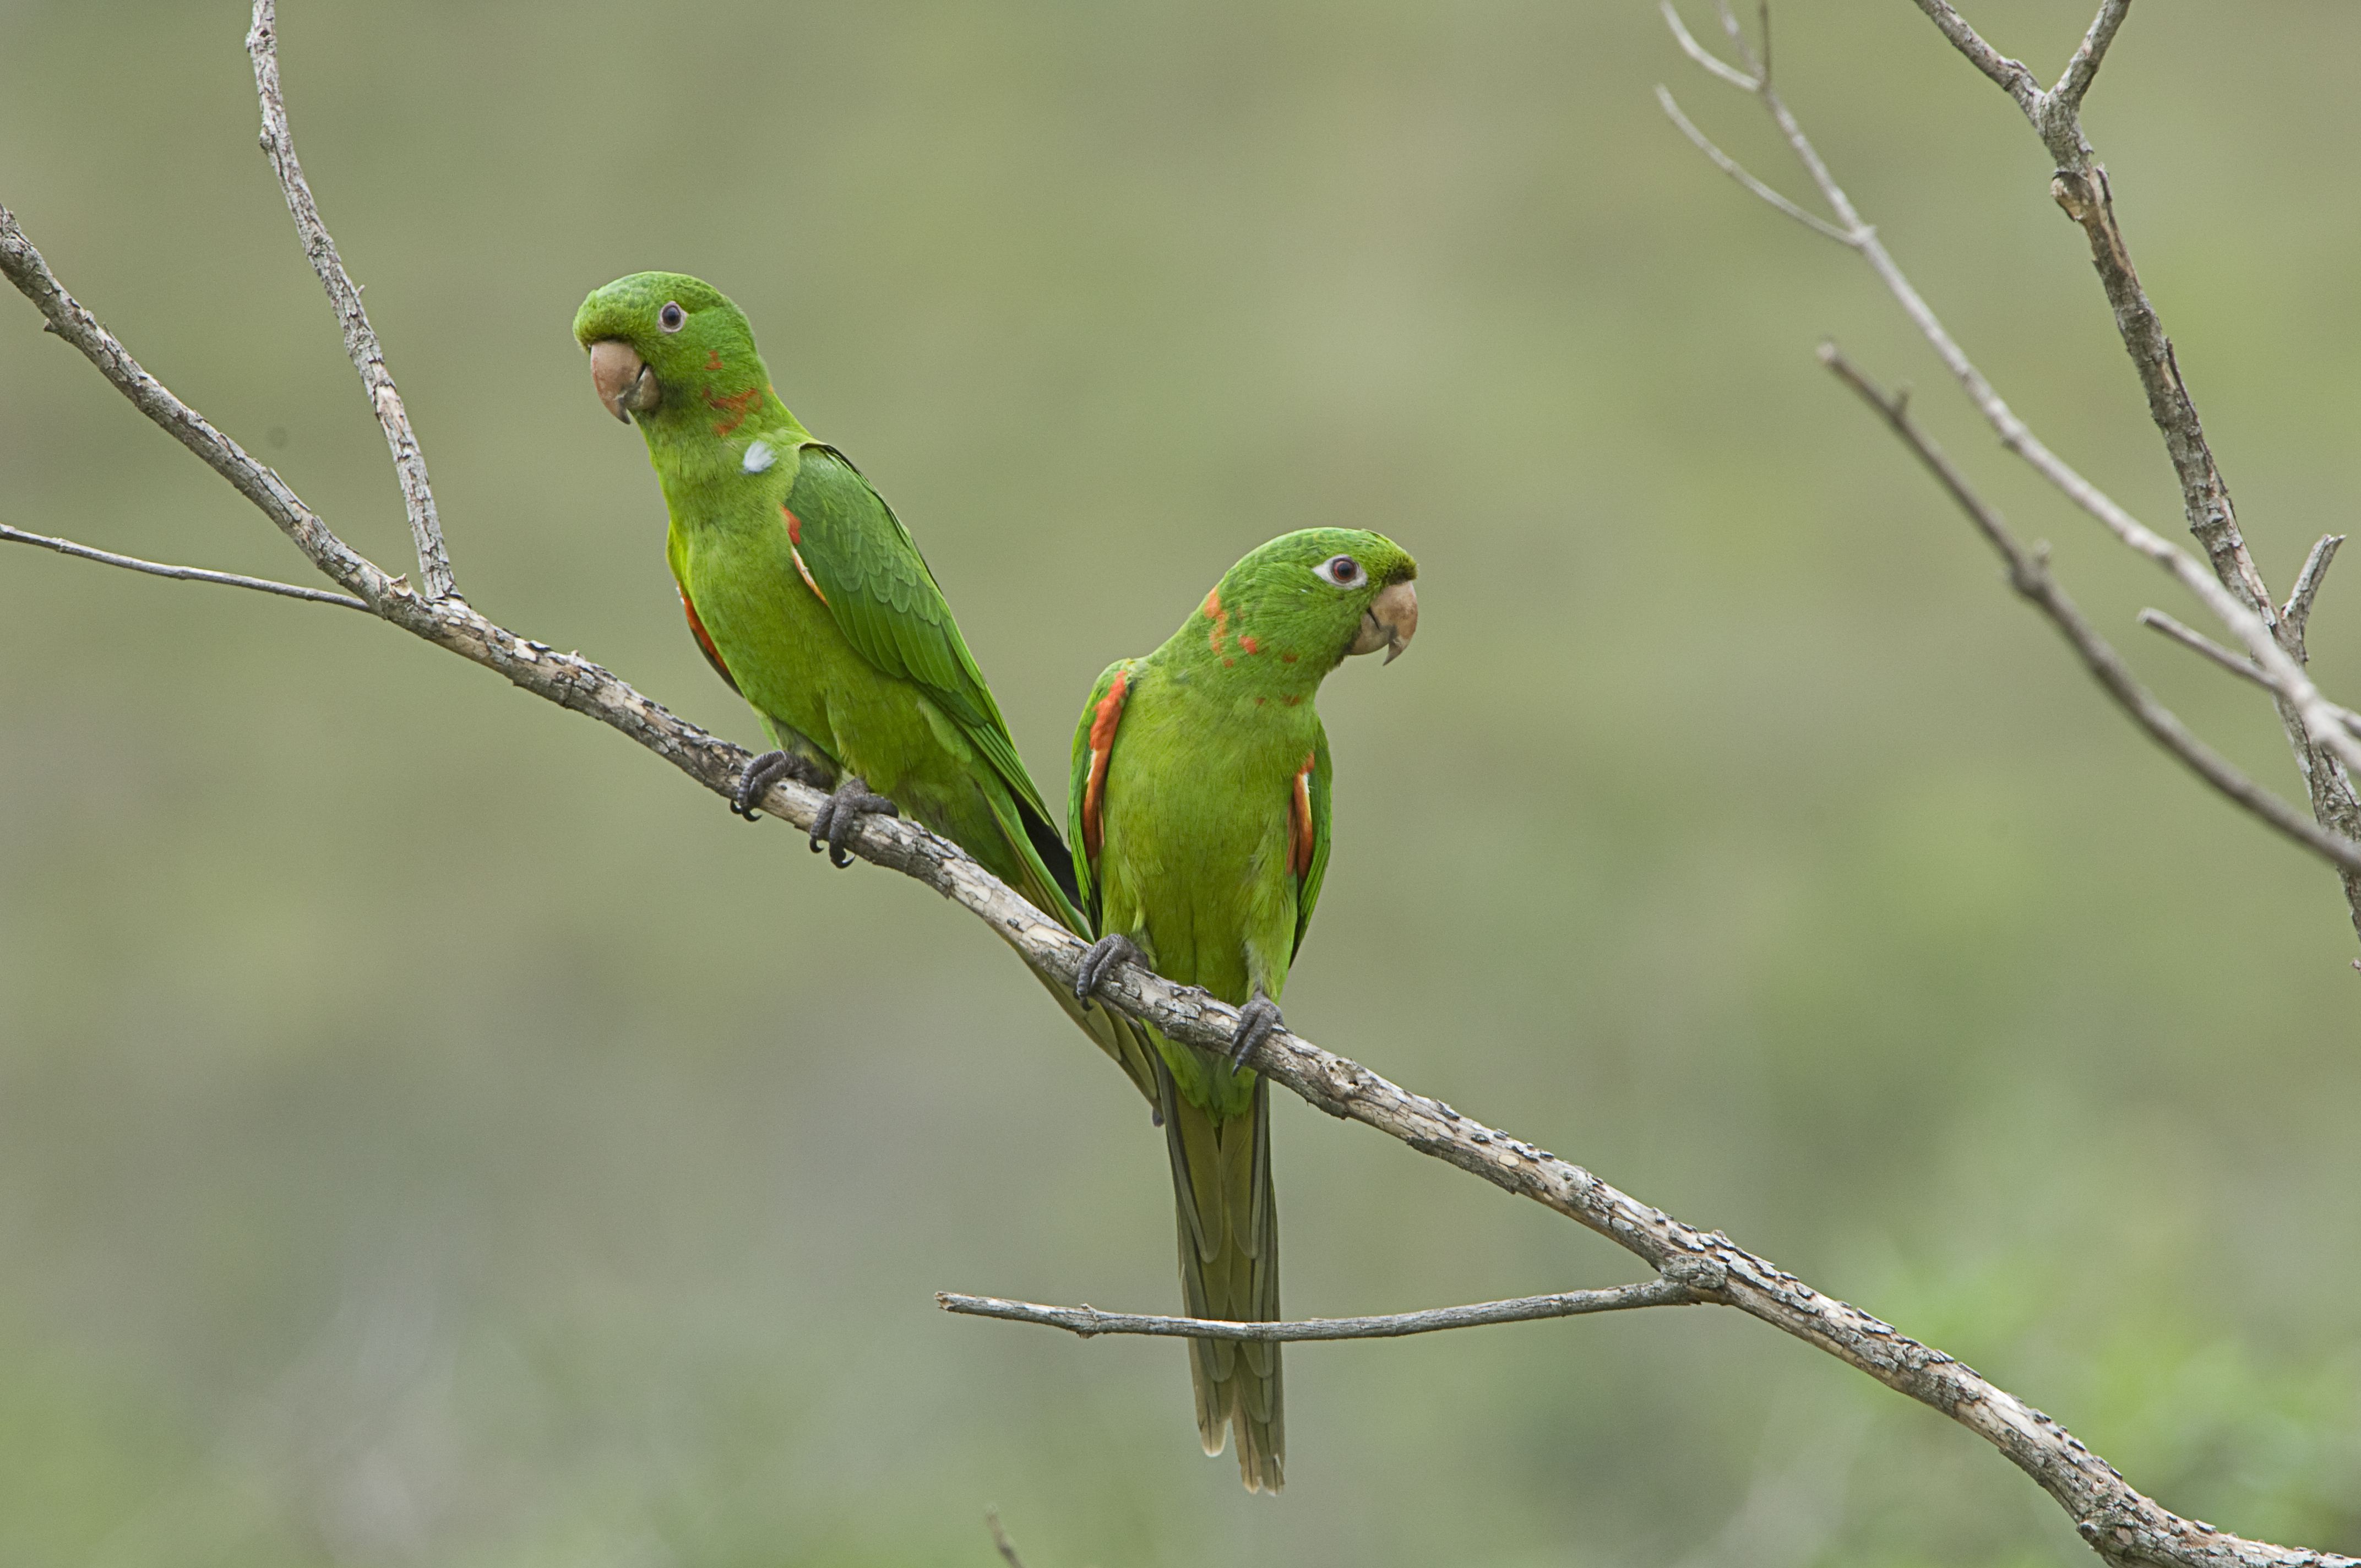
(1313, 554), (1364, 587)
(659, 301), (686, 333)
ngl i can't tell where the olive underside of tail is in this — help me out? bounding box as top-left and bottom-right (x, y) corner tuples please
(1158, 1056), (1283, 1493)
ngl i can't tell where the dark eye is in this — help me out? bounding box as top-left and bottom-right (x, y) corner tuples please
(659, 302), (686, 333)
(1314, 554), (1364, 587)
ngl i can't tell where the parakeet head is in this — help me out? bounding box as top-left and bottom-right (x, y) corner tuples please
(1196, 528), (1419, 675)
(572, 271), (769, 437)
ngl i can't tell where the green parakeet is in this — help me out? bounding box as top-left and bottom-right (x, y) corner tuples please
(573, 271), (1155, 1101)
(1068, 529), (1419, 1493)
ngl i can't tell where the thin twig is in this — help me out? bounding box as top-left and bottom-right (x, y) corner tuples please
(1713, 0), (1758, 78)
(2137, 609), (2361, 736)
(939, 1276), (1702, 1342)
(2283, 533), (2344, 641)
(247, 0), (455, 601)
(984, 1510), (1026, 1568)
(1654, 88), (1853, 245)
(1658, 0), (1759, 90)
(1907, 0), (2041, 111)
(2139, 609), (2268, 691)
(2054, 0), (2131, 110)
(1822, 345), (2361, 875)
(0, 522), (370, 609)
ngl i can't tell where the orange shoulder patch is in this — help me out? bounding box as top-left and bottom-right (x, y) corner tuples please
(1288, 750), (1315, 878)
(1082, 668), (1130, 862)
(681, 587), (739, 694)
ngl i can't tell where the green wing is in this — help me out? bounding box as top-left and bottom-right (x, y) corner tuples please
(785, 442), (1078, 905)
(1293, 722), (1332, 962)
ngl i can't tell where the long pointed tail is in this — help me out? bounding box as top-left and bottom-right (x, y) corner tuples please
(1159, 1058), (1283, 1493)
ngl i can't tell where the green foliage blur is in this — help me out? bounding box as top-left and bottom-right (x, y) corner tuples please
(6, 2), (2361, 1562)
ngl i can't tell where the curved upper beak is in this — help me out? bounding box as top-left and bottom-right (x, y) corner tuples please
(588, 339), (661, 422)
(1348, 579), (1419, 664)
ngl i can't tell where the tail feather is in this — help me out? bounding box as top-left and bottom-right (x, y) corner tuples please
(1159, 1058), (1283, 1493)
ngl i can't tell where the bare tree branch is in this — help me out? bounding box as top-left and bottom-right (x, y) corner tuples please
(246, 0), (455, 601)
(1666, 0), (2361, 944)
(938, 1276), (1703, 1342)
(0, 521), (368, 609)
(1904, 0), (2361, 938)
(3, 20), (2355, 1567)
(1822, 347), (2361, 875)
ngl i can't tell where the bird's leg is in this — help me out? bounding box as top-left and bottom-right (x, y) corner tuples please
(1073, 932), (1147, 1003)
(807, 775), (899, 868)
(1230, 989), (1285, 1070)
(731, 749), (833, 821)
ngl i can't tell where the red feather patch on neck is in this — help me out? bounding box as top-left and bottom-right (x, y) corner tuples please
(704, 383), (761, 437)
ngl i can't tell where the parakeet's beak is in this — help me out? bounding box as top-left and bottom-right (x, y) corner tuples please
(1349, 580), (1418, 663)
(587, 339), (661, 422)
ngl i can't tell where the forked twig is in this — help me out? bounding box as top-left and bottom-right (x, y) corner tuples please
(1653, 86), (1852, 244)
(1661, 0), (2361, 907)
(247, 0), (455, 601)
(1905, 0), (2361, 934)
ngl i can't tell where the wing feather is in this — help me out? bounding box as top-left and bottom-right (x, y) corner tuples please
(785, 443), (1062, 838)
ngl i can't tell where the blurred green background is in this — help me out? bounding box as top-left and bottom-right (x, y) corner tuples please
(6, 2), (2361, 1563)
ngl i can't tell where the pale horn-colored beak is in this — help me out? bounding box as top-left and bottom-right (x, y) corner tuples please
(588, 339), (661, 422)
(1348, 579), (1419, 663)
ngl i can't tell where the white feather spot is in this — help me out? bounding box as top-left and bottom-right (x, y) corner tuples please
(741, 439), (775, 475)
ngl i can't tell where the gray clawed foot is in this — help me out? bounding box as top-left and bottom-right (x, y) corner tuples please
(808, 775), (898, 868)
(1073, 933), (1146, 1004)
(731, 749), (830, 821)
(1230, 990), (1284, 1070)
